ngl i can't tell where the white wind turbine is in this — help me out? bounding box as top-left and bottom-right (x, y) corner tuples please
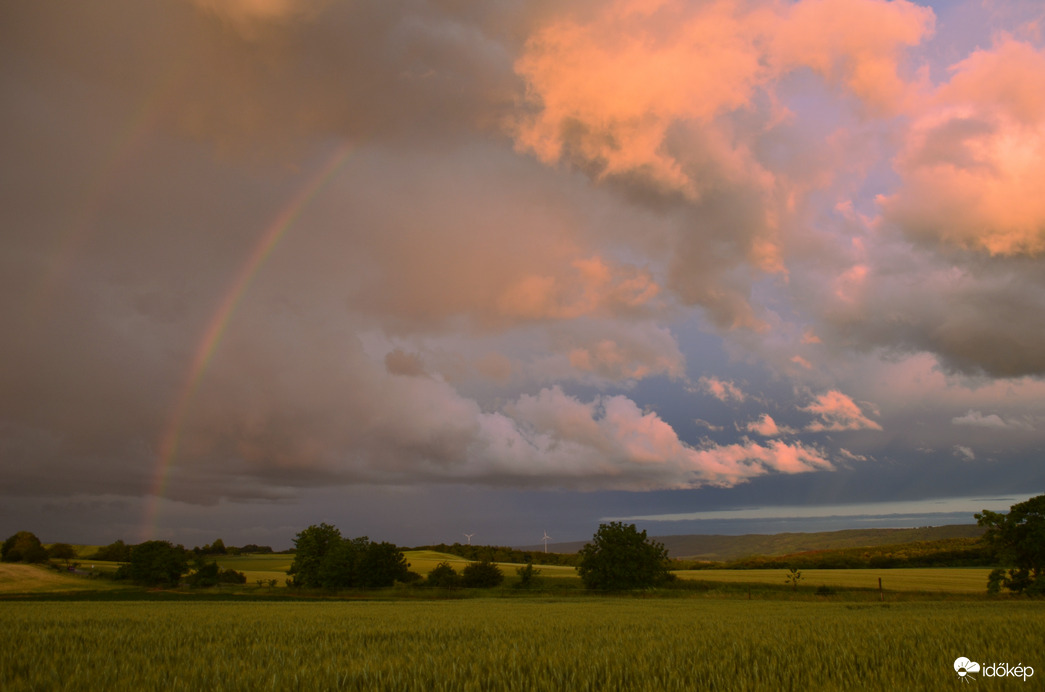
(542, 531), (551, 553)
(463, 533), (475, 545)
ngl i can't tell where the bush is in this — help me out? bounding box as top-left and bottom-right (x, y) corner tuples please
(186, 561), (247, 587)
(515, 562), (542, 589)
(425, 562), (460, 589)
(461, 559), (504, 588)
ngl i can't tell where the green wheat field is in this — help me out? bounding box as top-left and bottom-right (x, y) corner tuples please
(2, 552), (1042, 691)
(2, 599), (1041, 691)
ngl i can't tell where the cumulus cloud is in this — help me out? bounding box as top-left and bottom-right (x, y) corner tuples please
(803, 391), (882, 432)
(951, 410), (1033, 430)
(511, 0), (934, 329)
(4, 0), (1045, 538)
(486, 387), (833, 489)
(953, 445), (976, 461)
(699, 376), (747, 404)
(744, 414), (794, 437)
(882, 39), (1045, 257)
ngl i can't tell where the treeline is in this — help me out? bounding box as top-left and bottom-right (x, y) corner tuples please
(89, 538), (275, 562)
(287, 524), (417, 588)
(678, 537), (990, 570)
(414, 542), (580, 566)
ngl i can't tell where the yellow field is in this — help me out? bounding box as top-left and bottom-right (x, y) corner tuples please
(675, 567), (993, 592)
(214, 551), (580, 585)
(0, 564), (128, 594)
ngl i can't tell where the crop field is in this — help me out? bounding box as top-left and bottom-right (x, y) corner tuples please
(0, 564), (130, 594)
(213, 551), (582, 586)
(2, 598), (1042, 691)
(676, 568), (994, 593)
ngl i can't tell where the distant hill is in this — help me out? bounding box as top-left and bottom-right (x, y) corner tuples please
(528, 525), (985, 562)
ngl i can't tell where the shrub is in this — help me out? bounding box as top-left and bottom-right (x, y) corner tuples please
(425, 562), (460, 589)
(515, 562), (542, 589)
(461, 559), (504, 588)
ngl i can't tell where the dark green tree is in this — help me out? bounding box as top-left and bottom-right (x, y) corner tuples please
(576, 522), (672, 590)
(287, 523), (342, 588)
(47, 543), (78, 564)
(186, 560), (220, 587)
(515, 561), (541, 589)
(316, 536), (369, 589)
(117, 540), (189, 587)
(186, 559), (245, 587)
(425, 561), (460, 589)
(1, 531), (48, 564)
(358, 541), (411, 588)
(462, 559), (504, 588)
(90, 540), (132, 562)
(977, 494), (1045, 595)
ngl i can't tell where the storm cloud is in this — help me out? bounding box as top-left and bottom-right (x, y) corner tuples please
(2, 0), (1044, 545)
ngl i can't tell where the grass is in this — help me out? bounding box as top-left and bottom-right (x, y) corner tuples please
(1, 598), (1041, 690)
(675, 568), (994, 593)
(0, 564), (131, 594)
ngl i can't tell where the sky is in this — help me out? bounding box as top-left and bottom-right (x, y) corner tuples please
(2, 0), (1044, 551)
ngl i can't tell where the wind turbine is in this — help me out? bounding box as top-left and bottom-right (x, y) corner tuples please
(463, 533), (475, 545)
(542, 531), (551, 553)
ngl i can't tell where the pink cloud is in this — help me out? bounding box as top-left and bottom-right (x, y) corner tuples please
(772, 0), (934, 114)
(745, 413), (793, 437)
(487, 386), (833, 489)
(882, 38), (1045, 256)
(496, 255), (661, 321)
(699, 376), (746, 403)
(804, 390), (882, 431)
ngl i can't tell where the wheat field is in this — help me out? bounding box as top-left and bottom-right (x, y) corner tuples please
(2, 598), (1040, 691)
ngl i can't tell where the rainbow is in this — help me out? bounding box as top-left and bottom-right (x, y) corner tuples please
(143, 143), (355, 539)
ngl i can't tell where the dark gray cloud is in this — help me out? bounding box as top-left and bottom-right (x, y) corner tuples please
(2, 0), (1044, 546)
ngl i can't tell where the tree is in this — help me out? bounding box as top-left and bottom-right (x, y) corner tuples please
(316, 536), (369, 589)
(90, 540), (132, 562)
(358, 541), (411, 588)
(116, 541), (189, 587)
(425, 562), (460, 589)
(287, 525), (413, 589)
(576, 522), (672, 590)
(461, 559), (504, 588)
(186, 560), (246, 587)
(976, 494), (1045, 595)
(1, 531), (48, 564)
(515, 561), (541, 589)
(785, 567), (803, 591)
(48, 543), (78, 564)
(287, 523), (342, 588)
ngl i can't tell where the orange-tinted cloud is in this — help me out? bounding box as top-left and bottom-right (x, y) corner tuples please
(745, 413), (793, 436)
(772, 0), (934, 114)
(699, 376), (747, 403)
(882, 38), (1045, 256)
(804, 390), (882, 431)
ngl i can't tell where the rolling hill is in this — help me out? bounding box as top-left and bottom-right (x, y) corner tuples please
(530, 524), (985, 562)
